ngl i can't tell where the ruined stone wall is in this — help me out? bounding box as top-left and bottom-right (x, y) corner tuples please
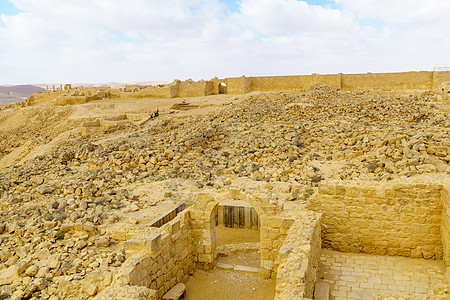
(248, 74), (341, 92)
(136, 84), (178, 98)
(26, 91), (64, 105)
(341, 71), (433, 90)
(274, 211), (322, 300)
(113, 209), (195, 299)
(307, 182), (443, 259)
(442, 184), (450, 283)
(433, 71), (450, 91)
(52, 95), (88, 106)
(260, 216), (295, 279)
(176, 80), (212, 98)
(226, 76), (251, 94)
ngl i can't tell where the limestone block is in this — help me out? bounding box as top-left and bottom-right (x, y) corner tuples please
(169, 219), (181, 235)
(124, 239), (144, 251)
(94, 285), (157, 300)
(234, 265), (260, 274)
(261, 259), (274, 270)
(81, 280), (98, 296)
(318, 184), (334, 195)
(215, 262), (233, 270)
(261, 268), (272, 279)
(281, 218), (295, 229)
(162, 283), (185, 300)
(144, 233), (162, 253)
(197, 253), (213, 264)
(0, 265), (19, 285)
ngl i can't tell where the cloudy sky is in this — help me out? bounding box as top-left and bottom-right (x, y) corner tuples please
(0, 0), (449, 85)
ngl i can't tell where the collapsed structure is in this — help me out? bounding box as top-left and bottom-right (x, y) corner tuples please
(0, 71), (449, 299)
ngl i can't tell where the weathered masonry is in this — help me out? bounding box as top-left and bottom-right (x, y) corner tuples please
(95, 181), (450, 299)
(27, 70), (450, 106)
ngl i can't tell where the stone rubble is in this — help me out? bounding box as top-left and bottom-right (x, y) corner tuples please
(0, 85), (449, 299)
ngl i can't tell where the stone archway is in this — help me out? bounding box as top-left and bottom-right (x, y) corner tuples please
(211, 199), (261, 268)
(218, 82), (227, 94)
(190, 189), (279, 278)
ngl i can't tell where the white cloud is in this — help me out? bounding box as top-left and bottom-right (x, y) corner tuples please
(0, 0), (448, 84)
(239, 0), (354, 35)
(334, 0), (450, 25)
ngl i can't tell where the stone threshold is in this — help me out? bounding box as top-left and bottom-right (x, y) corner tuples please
(215, 262), (260, 274)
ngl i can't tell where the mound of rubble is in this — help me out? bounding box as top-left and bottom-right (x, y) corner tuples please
(0, 85), (449, 299)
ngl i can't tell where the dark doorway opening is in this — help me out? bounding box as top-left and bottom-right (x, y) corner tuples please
(219, 82), (227, 94)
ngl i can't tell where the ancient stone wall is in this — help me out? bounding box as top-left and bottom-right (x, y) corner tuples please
(176, 80), (214, 98)
(433, 71), (450, 92)
(307, 182), (443, 259)
(24, 71), (450, 106)
(442, 184), (450, 283)
(274, 211), (322, 300)
(113, 209), (195, 299)
(341, 71), (434, 90)
(136, 84), (177, 98)
(226, 76), (251, 94)
(26, 91), (64, 105)
(248, 74), (341, 92)
(52, 95), (88, 106)
(260, 215), (296, 279)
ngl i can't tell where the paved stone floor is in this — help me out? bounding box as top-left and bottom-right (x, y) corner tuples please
(319, 249), (446, 300)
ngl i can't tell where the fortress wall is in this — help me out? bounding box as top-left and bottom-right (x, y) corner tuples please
(248, 74), (341, 92)
(210, 78), (227, 94)
(226, 76), (251, 94)
(114, 209), (195, 299)
(176, 80), (209, 98)
(307, 182), (443, 260)
(274, 211), (322, 300)
(433, 71), (450, 91)
(136, 84), (177, 98)
(341, 71), (433, 90)
(143, 85), (177, 98)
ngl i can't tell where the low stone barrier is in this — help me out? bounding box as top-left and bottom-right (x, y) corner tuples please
(149, 203), (185, 228)
(111, 209), (195, 299)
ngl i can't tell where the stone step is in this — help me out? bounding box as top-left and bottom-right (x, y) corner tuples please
(162, 283), (186, 300)
(215, 262), (260, 274)
(233, 265), (260, 274)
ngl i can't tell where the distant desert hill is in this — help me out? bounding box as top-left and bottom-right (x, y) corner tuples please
(0, 84), (45, 105)
(35, 81), (169, 89)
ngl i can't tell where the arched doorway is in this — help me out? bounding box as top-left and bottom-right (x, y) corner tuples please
(210, 199), (261, 270)
(218, 82), (227, 94)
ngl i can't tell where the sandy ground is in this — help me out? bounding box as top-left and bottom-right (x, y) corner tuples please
(184, 227), (270, 299)
(216, 227), (260, 246)
(185, 268), (275, 300)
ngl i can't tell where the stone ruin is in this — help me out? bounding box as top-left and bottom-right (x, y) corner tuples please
(0, 72), (449, 299)
(88, 179), (449, 300)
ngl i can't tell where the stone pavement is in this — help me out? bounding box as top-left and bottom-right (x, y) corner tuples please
(319, 249), (446, 300)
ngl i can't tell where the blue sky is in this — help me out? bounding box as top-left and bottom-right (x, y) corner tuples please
(220, 0), (338, 13)
(0, 0), (449, 85)
(0, 0), (19, 15)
